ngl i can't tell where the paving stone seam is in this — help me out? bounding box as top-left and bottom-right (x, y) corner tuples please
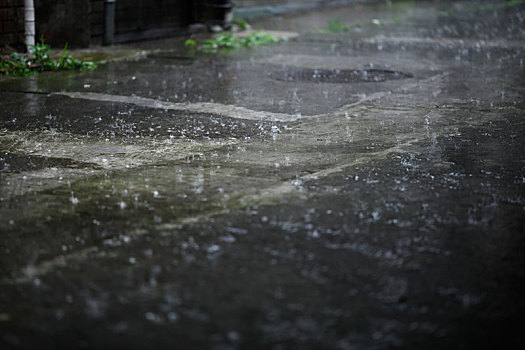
(2, 136), (422, 285)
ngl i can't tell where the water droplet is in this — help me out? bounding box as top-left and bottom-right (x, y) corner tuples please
(207, 245), (221, 254)
(227, 331), (241, 342)
(167, 312), (178, 322)
(70, 192), (79, 205)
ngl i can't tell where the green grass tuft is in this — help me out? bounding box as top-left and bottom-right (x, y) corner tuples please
(0, 38), (97, 77)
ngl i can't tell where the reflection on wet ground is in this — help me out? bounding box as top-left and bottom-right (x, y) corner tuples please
(1, 0), (524, 349)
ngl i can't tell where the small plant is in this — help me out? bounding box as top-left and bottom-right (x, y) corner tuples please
(234, 19), (251, 31)
(328, 19), (350, 33)
(194, 31), (285, 52)
(0, 38), (97, 77)
(185, 19), (284, 52)
(57, 43), (97, 70)
(242, 32), (281, 47)
(317, 19), (350, 34)
(0, 54), (32, 76)
(202, 33), (239, 50)
(184, 39), (197, 48)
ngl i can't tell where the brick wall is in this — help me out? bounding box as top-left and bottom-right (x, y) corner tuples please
(2, 0), (359, 49)
(89, 0), (193, 45)
(32, 0), (193, 47)
(233, 0), (356, 20)
(0, 0), (24, 49)
(89, 0), (104, 44)
(36, 0), (91, 48)
(235, 0), (319, 7)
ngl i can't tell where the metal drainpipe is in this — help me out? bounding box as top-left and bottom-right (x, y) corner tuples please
(103, 0), (116, 45)
(24, 0), (35, 52)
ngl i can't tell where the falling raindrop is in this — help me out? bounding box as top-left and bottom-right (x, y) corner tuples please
(70, 192), (79, 205)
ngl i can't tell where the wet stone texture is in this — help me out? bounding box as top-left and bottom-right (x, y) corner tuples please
(269, 68), (413, 83)
(1, 1), (525, 349)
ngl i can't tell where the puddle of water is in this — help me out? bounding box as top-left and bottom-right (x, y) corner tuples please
(56, 92), (297, 122)
(0, 152), (98, 173)
(270, 68), (413, 84)
(0, 130), (239, 172)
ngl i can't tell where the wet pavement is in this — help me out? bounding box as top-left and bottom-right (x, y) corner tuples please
(1, 1), (524, 349)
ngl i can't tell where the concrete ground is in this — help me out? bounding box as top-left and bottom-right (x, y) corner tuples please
(1, 0), (524, 349)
